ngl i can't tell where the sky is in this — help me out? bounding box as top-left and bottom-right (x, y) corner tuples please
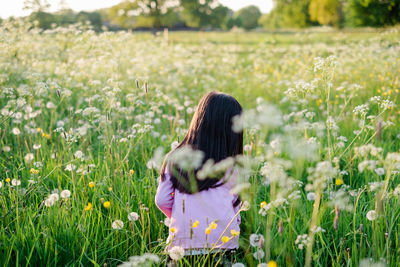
(0, 0), (273, 19)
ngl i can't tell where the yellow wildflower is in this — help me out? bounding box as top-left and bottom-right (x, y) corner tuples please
(88, 182), (95, 188)
(260, 201), (267, 208)
(267, 260), (278, 267)
(129, 170), (134, 176)
(335, 178), (343, 186)
(5, 178), (10, 183)
(108, 187), (113, 191)
(192, 220), (199, 228)
(210, 222), (217, 229)
(205, 227), (211, 235)
(84, 203), (92, 211)
(30, 168), (35, 174)
(103, 201), (111, 208)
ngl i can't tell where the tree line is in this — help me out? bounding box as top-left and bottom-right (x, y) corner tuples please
(16, 0), (400, 30)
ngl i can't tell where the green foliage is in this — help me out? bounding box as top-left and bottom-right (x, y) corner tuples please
(309, 0), (343, 27)
(234, 5), (262, 30)
(180, 0), (230, 28)
(259, 0), (314, 29)
(344, 0), (400, 27)
(106, 0), (182, 29)
(76, 11), (103, 29)
(26, 9), (104, 31)
(23, 0), (50, 12)
(28, 11), (56, 29)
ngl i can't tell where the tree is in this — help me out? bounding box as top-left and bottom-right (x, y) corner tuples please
(107, 0), (181, 29)
(180, 0), (229, 28)
(23, 0), (50, 13)
(344, 0), (400, 27)
(259, 0), (314, 29)
(234, 5), (262, 30)
(76, 11), (103, 30)
(28, 11), (55, 29)
(309, 0), (343, 27)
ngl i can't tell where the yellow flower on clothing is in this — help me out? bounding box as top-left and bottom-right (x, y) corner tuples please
(103, 201), (111, 208)
(192, 220), (199, 228)
(170, 227), (177, 233)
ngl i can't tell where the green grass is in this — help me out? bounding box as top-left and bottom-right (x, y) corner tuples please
(0, 20), (400, 266)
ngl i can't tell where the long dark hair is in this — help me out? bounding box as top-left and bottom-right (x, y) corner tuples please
(160, 91), (243, 194)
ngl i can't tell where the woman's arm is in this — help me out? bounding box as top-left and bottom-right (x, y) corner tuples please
(155, 166), (175, 218)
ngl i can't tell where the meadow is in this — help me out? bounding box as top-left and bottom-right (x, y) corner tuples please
(1, 20), (400, 266)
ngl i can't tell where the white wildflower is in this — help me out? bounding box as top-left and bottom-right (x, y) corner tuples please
(11, 179), (21, 186)
(60, 190), (71, 199)
(169, 246), (184, 261)
(366, 210), (378, 221)
(12, 128), (21, 135)
(374, 168), (385, 176)
(128, 212), (140, 222)
(25, 153), (34, 163)
(112, 220), (124, 230)
(249, 234), (264, 247)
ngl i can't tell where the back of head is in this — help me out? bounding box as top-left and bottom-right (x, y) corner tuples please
(161, 91), (243, 193)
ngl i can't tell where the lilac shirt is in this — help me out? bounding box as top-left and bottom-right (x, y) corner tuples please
(155, 165), (241, 251)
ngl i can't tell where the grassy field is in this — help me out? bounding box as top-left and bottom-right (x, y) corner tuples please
(1, 20), (400, 266)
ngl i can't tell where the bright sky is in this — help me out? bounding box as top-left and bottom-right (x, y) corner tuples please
(0, 0), (273, 19)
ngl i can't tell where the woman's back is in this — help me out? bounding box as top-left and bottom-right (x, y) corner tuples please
(155, 165), (241, 251)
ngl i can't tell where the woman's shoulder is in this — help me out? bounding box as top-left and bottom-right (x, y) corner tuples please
(218, 167), (239, 190)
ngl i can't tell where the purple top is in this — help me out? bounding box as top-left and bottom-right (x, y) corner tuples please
(155, 165), (241, 251)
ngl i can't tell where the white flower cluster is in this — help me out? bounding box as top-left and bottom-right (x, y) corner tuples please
(295, 234), (310, 250)
(197, 157), (235, 180)
(117, 253), (159, 267)
(44, 189), (71, 207)
(232, 98), (283, 133)
(354, 144), (383, 158)
(146, 147), (165, 170)
(167, 145), (204, 171)
(305, 161), (337, 192)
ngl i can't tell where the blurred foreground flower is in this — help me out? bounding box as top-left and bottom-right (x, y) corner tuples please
(117, 253), (159, 267)
(169, 246), (184, 261)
